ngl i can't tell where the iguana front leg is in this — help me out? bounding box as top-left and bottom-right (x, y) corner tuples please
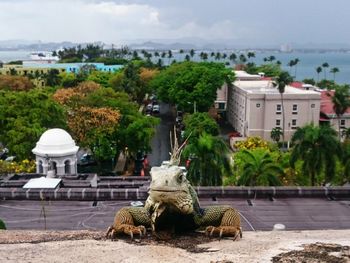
(106, 207), (151, 240)
(195, 206), (242, 241)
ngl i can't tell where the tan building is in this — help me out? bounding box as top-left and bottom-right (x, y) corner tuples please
(227, 78), (321, 141)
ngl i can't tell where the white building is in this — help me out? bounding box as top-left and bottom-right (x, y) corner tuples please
(32, 128), (79, 176)
(227, 77), (321, 141)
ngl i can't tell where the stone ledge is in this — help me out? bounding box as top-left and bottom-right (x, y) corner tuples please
(0, 186), (349, 201)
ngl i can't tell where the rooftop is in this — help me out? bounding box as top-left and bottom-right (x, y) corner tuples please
(234, 80), (321, 96)
(320, 90), (350, 117)
(32, 128), (79, 156)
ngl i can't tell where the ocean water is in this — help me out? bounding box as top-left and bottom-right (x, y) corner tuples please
(252, 51), (350, 84)
(1, 50), (350, 84)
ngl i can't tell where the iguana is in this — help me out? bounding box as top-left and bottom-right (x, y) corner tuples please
(106, 164), (242, 240)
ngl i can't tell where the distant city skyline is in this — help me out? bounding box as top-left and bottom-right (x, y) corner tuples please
(0, 0), (350, 46)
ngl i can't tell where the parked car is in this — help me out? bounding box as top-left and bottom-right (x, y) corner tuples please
(79, 153), (96, 166)
(5, 156), (16, 162)
(0, 148), (8, 160)
(152, 104), (160, 114)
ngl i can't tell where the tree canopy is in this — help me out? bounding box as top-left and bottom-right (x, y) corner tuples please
(53, 81), (159, 160)
(151, 61), (234, 112)
(183, 112), (219, 141)
(0, 88), (66, 160)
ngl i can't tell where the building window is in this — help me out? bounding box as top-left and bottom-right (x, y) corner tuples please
(276, 119), (281, 126)
(311, 104), (315, 108)
(38, 160), (43, 174)
(292, 104), (298, 114)
(64, 160), (71, 174)
(218, 102), (225, 110)
(291, 119), (297, 129)
(256, 103), (261, 108)
(276, 104), (282, 114)
(341, 119), (346, 128)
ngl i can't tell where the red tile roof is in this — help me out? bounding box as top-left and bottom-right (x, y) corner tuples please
(320, 90), (350, 116)
(290, 81), (303, 89)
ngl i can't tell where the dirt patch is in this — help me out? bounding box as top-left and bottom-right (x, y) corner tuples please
(272, 242), (350, 263)
(122, 231), (215, 253)
(0, 230), (219, 253)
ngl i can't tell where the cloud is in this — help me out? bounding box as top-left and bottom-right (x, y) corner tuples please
(0, 0), (247, 43)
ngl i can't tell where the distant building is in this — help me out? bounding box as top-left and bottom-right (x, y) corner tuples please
(280, 44), (293, 53)
(227, 72), (321, 141)
(0, 62), (123, 87)
(319, 90), (350, 134)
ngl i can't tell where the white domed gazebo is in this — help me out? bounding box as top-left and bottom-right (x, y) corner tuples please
(32, 128), (79, 176)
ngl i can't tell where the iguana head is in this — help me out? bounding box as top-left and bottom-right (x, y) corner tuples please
(147, 165), (194, 215)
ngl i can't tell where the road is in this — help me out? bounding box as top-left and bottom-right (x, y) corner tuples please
(147, 102), (173, 167)
(1, 198), (350, 231)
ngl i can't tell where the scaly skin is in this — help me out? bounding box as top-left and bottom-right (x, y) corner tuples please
(106, 165), (242, 240)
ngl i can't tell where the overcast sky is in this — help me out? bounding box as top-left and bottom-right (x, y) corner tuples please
(0, 0), (349, 45)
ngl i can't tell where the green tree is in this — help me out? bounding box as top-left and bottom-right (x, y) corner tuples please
(236, 149), (283, 186)
(239, 54), (247, 64)
(190, 49), (195, 58)
(44, 69), (61, 87)
(273, 71), (293, 147)
(151, 61), (234, 113)
(247, 52), (255, 59)
(87, 70), (114, 88)
(0, 89), (66, 160)
(316, 66), (322, 82)
(229, 53), (237, 64)
(183, 112), (219, 141)
(330, 67), (340, 82)
(330, 85), (350, 139)
(246, 63), (282, 77)
(303, 78), (316, 85)
(271, 127), (283, 143)
(322, 62), (329, 79)
(341, 140), (350, 182)
(0, 219), (6, 230)
(290, 124), (341, 186)
(182, 133), (231, 186)
(60, 72), (78, 87)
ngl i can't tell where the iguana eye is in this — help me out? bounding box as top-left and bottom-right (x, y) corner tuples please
(178, 173), (183, 182)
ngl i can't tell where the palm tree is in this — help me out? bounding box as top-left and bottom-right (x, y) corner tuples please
(168, 50), (173, 64)
(215, 52), (221, 61)
(247, 52), (255, 59)
(182, 133), (231, 186)
(269, 55), (276, 62)
(330, 85), (350, 139)
(239, 54), (247, 64)
(293, 58), (299, 79)
(322, 62), (329, 79)
(290, 124), (341, 185)
(190, 49), (195, 59)
(237, 149), (283, 186)
(271, 127), (283, 143)
(273, 71), (293, 148)
(185, 54), (191, 61)
(287, 60), (295, 76)
(229, 53), (237, 65)
(330, 67), (340, 82)
(316, 66), (322, 82)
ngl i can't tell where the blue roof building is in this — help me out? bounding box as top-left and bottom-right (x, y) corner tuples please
(22, 62), (123, 73)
